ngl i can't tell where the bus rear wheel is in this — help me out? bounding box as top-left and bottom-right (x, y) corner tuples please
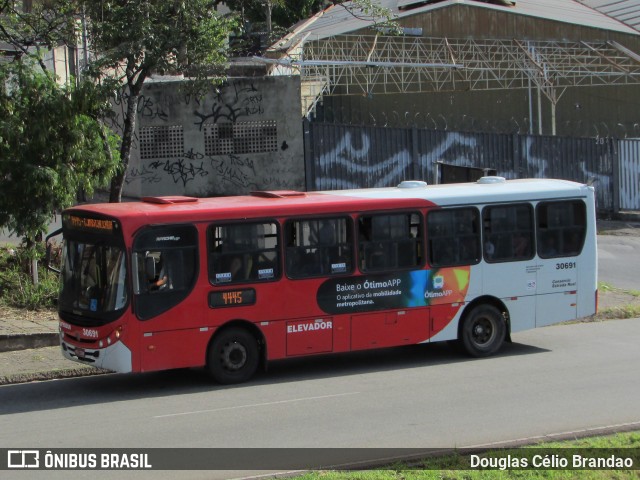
(207, 328), (259, 384)
(460, 304), (506, 357)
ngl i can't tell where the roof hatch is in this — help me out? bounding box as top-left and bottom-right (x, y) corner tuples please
(477, 176), (506, 184)
(142, 196), (199, 204)
(398, 180), (428, 188)
(250, 190), (307, 198)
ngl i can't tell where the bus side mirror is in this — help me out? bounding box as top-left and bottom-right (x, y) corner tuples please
(45, 228), (63, 274)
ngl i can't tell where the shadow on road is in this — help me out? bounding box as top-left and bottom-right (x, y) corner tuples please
(0, 341), (547, 415)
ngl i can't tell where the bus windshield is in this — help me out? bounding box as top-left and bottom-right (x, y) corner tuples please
(59, 240), (128, 318)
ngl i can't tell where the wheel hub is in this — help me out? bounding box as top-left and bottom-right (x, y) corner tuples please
(473, 319), (493, 345)
(221, 342), (247, 371)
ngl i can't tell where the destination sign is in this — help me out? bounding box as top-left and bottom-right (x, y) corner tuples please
(64, 214), (117, 234)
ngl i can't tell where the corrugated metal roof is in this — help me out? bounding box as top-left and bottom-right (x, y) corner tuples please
(576, 0), (640, 32)
(271, 0), (639, 51)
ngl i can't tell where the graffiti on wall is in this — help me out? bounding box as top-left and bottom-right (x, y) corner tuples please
(311, 126), (616, 210)
(211, 154), (256, 189)
(193, 81), (265, 130)
(122, 78), (303, 196)
(126, 150), (259, 189)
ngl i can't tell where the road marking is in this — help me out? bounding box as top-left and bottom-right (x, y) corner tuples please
(153, 391), (360, 419)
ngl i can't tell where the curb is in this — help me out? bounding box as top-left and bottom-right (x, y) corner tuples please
(0, 333), (59, 353)
(0, 367), (110, 386)
(613, 211), (640, 223)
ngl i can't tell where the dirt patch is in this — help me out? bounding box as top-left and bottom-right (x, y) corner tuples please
(596, 287), (640, 319)
(0, 305), (57, 323)
(597, 219), (640, 237)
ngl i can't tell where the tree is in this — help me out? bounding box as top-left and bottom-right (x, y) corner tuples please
(0, 59), (120, 246)
(79, 0), (237, 202)
(0, 0), (78, 71)
(271, 0), (324, 30)
(0, 0), (120, 277)
(224, 0), (400, 53)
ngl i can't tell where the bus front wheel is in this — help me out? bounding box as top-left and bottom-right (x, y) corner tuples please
(207, 328), (259, 384)
(460, 304), (506, 357)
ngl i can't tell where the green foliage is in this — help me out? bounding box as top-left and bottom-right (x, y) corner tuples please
(0, 58), (120, 243)
(82, 0), (236, 78)
(271, 0), (325, 28)
(0, 245), (59, 310)
(225, 0), (399, 37)
(0, 0), (78, 70)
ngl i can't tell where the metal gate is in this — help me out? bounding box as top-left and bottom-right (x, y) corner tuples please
(304, 120), (621, 213)
(618, 140), (640, 211)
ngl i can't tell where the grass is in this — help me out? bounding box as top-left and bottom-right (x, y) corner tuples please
(595, 282), (640, 320)
(0, 245), (59, 310)
(598, 282), (640, 297)
(292, 431), (640, 480)
(597, 305), (640, 320)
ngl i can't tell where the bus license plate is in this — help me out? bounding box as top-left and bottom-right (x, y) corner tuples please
(76, 348), (85, 359)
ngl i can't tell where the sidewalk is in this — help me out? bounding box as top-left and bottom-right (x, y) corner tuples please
(0, 308), (103, 385)
(1, 216), (639, 385)
(0, 308), (58, 352)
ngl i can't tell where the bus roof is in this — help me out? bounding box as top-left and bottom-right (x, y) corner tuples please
(331, 178), (592, 204)
(66, 178), (592, 235)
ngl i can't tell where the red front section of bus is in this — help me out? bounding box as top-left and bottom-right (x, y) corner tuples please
(59, 194), (470, 375)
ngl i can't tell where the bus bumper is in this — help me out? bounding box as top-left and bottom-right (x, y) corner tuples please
(61, 338), (132, 373)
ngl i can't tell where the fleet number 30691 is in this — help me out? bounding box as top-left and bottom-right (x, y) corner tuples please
(556, 262), (576, 270)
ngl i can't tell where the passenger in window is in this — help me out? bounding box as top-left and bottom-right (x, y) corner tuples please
(367, 242), (386, 269)
(540, 235), (558, 257)
(229, 256), (243, 279)
(564, 232), (581, 256)
(484, 238), (496, 259)
(148, 253), (169, 290)
(512, 232), (530, 258)
(229, 255), (253, 280)
(318, 220), (336, 245)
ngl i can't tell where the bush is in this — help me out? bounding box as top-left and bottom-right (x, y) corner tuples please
(0, 245), (59, 310)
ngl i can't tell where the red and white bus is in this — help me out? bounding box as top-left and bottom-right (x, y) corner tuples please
(54, 177), (597, 383)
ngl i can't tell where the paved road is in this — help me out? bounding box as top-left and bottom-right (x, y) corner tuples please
(598, 235), (640, 291)
(1, 317), (640, 479)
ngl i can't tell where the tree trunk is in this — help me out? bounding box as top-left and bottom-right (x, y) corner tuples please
(266, 1), (272, 35)
(110, 80), (143, 203)
(31, 258), (39, 286)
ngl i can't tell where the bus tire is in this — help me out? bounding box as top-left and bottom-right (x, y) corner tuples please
(207, 327), (259, 384)
(460, 304), (506, 357)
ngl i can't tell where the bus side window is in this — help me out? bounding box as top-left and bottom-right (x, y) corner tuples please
(482, 204), (534, 263)
(427, 207), (480, 267)
(358, 212), (422, 272)
(285, 217), (353, 279)
(536, 200), (586, 258)
(132, 224), (199, 320)
(209, 221), (280, 284)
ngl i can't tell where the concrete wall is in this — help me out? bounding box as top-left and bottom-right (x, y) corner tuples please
(118, 76), (303, 198)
